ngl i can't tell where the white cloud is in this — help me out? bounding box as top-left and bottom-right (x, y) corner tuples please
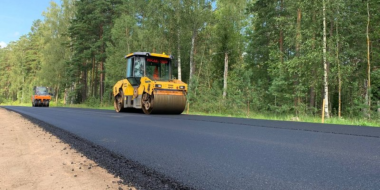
(0, 41), (7, 48)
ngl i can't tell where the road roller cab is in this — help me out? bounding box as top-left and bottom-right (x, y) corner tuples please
(113, 52), (188, 114)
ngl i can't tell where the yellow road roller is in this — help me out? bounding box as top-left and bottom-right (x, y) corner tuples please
(113, 52), (188, 114)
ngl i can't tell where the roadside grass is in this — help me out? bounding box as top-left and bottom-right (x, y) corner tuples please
(2, 101), (379, 127)
(186, 110), (380, 127)
(0, 101), (31, 107)
(58, 103), (114, 110)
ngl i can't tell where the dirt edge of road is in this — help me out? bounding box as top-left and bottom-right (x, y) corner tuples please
(2, 108), (191, 190)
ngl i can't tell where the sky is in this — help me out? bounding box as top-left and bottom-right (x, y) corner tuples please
(0, 0), (59, 48)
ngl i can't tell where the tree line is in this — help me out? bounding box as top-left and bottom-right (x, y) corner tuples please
(0, 0), (379, 120)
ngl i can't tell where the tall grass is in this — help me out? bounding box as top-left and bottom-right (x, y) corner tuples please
(187, 109), (380, 127)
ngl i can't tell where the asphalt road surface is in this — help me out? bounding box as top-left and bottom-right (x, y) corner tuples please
(4, 106), (380, 190)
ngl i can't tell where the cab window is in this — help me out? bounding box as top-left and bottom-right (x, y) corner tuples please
(133, 56), (145, 77)
(126, 57), (132, 78)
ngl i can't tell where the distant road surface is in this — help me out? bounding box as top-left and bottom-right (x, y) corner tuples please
(4, 106), (380, 190)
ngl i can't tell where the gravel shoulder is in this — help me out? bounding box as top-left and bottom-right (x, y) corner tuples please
(0, 108), (135, 190)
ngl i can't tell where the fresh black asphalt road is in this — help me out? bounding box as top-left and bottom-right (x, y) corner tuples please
(4, 106), (380, 190)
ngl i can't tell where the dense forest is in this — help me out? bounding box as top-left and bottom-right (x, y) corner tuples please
(0, 0), (379, 120)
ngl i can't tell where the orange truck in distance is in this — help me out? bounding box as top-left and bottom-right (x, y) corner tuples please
(31, 86), (51, 107)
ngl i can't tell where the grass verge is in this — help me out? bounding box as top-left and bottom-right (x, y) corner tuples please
(186, 111), (380, 127)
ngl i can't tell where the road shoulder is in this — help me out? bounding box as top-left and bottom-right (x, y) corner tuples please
(0, 108), (135, 190)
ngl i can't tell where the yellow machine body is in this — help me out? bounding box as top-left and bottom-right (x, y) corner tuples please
(113, 52), (187, 114)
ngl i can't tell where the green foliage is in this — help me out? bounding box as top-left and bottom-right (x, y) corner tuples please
(0, 0), (379, 124)
(83, 96), (101, 108)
